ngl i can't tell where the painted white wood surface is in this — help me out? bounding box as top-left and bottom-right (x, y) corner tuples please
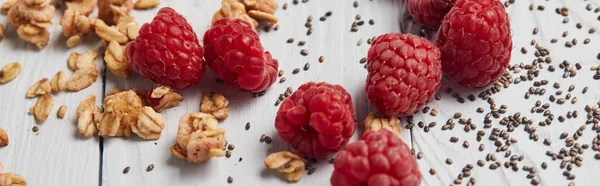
(0, 4), (103, 186)
(2, 0), (600, 185)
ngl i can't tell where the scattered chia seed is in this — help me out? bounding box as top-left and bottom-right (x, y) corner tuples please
(359, 57), (367, 64)
(245, 122), (250, 130)
(298, 41), (306, 46)
(446, 158), (454, 165)
(429, 168), (436, 175)
(357, 39), (363, 46)
(319, 56), (324, 63)
(303, 63), (310, 70)
(146, 164), (154, 172)
(300, 49), (308, 56)
(287, 38), (294, 43)
(278, 70), (283, 77)
(353, 1), (358, 7)
(32, 126), (39, 132)
(123, 167), (130, 174)
(279, 77), (286, 83)
(227, 176), (233, 184)
(292, 68), (301, 74)
(307, 167), (316, 175)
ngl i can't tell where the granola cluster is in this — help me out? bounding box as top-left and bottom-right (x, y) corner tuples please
(212, 0), (278, 29)
(74, 90), (167, 140)
(0, 162), (27, 186)
(5, 0), (55, 48)
(170, 92), (231, 163)
(171, 112), (226, 163)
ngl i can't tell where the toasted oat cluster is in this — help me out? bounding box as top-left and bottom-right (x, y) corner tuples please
(73, 90), (166, 140)
(6, 0), (55, 48)
(363, 112), (402, 135)
(0, 161), (27, 185)
(212, 0), (278, 29)
(171, 112), (226, 163)
(200, 92), (229, 120)
(264, 151), (307, 182)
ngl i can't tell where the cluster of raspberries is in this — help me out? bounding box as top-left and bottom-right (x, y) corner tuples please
(127, 1), (513, 185)
(126, 7), (278, 92)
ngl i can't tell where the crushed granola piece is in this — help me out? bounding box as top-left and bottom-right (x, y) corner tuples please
(1, 0), (17, 14)
(0, 172), (27, 186)
(133, 0), (159, 9)
(0, 128), (8, 147)
(148, 86), (183, 112)
(57, 105), (67, 118)
(98, 0), (133, 25)
(264, 151), (307, 182)
(78, 106), (100, 137)
(200, 92), (229, 119)
(94, 19), (129, 43)
(16, 24), (49, 48)
(98, 90), (142, 137)
(0, 24), (4, 41)
(50, 71), (67, 92)
(29, 94), (53, 122)
(65, 0), (97, 16)
(171, 112), (226, 163)
(76, 94), (96, 119)
(363, 112), (402, 135)
(7, 0), (55, 26)
(67, 67), (99, 91)
(68, 50), (98, 70)
(104, 41), (131, 78)
(60, 9), (94, 47)
(26, 78), (51, 98)
(213, 0), (258, 28)
(132, 106), (164, 139)
(0, 62), (21, 84)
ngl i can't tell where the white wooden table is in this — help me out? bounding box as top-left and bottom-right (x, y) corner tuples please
(0, 0), (599, 185)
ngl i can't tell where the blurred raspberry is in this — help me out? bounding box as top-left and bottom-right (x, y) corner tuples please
(366, 33), (441, 117)
(407, 0), (455, 29)
(436, 0), (512, 88)
(275, 82), (356, 158)
(203, 19), (278, 93)
(125, 7), (205, 89)
(331, 129), (422, 186)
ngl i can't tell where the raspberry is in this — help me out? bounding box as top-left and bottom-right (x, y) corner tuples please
(203, 19), (278, 93)
(365, 33), (441, 117)
(275, 82), (356, 158)
(331, 130), (422, 186)
(436, 0), (512, 88)
(407, 0), (455, 29)
(125, 7), (205, 89)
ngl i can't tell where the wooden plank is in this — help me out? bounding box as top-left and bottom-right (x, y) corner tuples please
(101, 0), (411, 185)
(0, 11), (102, 185)
(414, 0), (600, 185)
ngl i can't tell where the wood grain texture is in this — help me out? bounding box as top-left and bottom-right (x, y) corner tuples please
(102, 0), (412, 185)
(2, 0), (600, 185)
(0, 7), (102, 186)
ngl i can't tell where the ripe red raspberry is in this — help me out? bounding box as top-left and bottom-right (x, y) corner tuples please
(331, 130), (422, 186)
(275, 82), (356, 158)
(125, 7), (205, 89)
(436, 0), (512, 88)
(203, 19), (278, 93)
(365, 33), (441, 117)
(407, 0), (455, 29)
